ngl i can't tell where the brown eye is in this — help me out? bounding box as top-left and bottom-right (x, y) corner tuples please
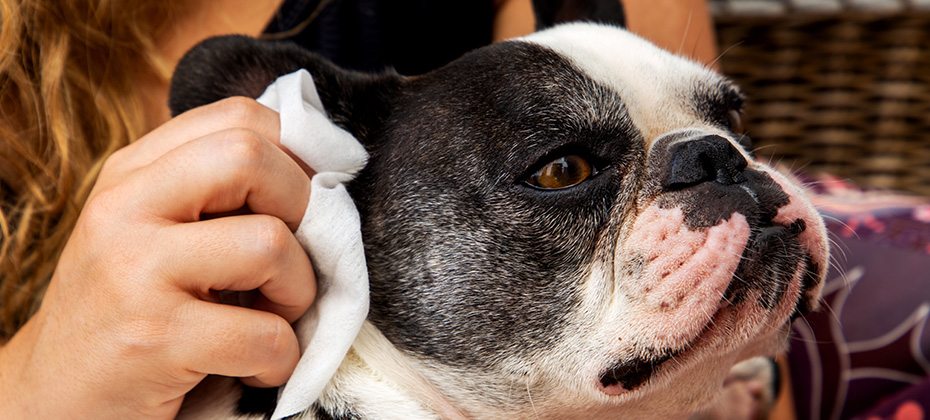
(726, 109), (743, 133)
(527, 155), (593, 190)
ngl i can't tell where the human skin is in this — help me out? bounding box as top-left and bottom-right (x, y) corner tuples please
(624, 0), (718, 66)
(493, 0), (719, 67)
(0, 1), (719, 419)
(0, 97), (317, 419)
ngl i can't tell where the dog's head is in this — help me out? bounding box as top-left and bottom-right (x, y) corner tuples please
(171, 1), (827, 418)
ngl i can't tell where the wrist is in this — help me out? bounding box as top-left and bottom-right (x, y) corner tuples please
(0, 315), (42, 419)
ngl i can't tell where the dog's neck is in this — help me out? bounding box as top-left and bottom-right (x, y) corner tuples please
(325, 322), (469, 420)
(329, 324), (711, 420)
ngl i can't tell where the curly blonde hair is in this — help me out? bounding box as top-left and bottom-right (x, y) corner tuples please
(0, 0), (181, 342)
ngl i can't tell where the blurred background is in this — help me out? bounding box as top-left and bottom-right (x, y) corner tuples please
(711, 0), (930, 196)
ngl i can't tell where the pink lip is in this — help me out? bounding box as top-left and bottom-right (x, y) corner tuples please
(598, 381), (629, 396)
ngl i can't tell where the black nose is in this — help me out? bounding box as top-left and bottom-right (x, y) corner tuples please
(663, 135), (748, 190)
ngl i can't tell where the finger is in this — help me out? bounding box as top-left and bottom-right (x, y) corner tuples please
(113, 97), (280, 170)
(106, 97), (317, 181)
(162, 214), (316, 323)
(128, 127), (311, 230)
(171, 300), (300, 387)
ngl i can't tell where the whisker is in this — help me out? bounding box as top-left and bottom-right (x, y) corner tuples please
(526, 382), (542, 420)
(708, 41), (743, 69)
(676, 4), (694, 57)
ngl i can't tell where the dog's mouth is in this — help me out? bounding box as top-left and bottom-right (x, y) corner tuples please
(725, 218), (810, 310)
(599, 215), (815, 395)
(598, 352), (677, 393)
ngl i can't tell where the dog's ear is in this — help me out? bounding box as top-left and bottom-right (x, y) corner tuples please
(168, 35), (402, 142)
(531, 0), (626, 30)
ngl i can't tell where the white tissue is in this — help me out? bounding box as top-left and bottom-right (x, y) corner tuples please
(256, 69), (370, 420)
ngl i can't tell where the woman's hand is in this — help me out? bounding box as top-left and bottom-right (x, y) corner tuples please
(0, 97), (316, 419)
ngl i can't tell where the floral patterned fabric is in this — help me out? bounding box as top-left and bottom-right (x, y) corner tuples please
(787, 175), (930, 420)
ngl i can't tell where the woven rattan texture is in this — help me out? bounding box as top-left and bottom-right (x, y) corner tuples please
(716, 13), (930, 195)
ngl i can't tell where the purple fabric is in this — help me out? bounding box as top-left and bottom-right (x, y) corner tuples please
(853, 376), (930, 420)
(787, 175), (930, 420)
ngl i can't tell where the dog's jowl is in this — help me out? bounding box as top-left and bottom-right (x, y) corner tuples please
(169, 1), (827, 419)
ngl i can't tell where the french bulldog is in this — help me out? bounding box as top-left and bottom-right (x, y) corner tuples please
(168, 0), (827, 418)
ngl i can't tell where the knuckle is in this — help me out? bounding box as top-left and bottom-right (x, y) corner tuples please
(80, 183), (134, 231)
(215, 96), (266, 127)
(99, 148), (128, 176)
(259, 315), (296, 359)
(218, 128), (267, 170)
(252, 215), (294, 263)
(113, 315), (170, 359)
(76, 179), (162, 264)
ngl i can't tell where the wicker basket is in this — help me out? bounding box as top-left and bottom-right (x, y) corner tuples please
(715, 12), (930, 195)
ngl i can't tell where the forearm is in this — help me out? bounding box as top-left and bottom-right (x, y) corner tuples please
(493, 0), (535, 42)
(492, 0), (719, 68)
(0, 315), (48, 419)
(624, 0), (719, 66)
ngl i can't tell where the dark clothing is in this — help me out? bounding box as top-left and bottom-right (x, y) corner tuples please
(264, 0), (495, 75)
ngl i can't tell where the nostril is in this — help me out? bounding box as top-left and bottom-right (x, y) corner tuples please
(663, 135), (748, 190)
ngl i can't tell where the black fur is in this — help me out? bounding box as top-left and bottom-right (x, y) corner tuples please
(236, 386), (278, 418)
(169, 35), (402, 144)
(353, 40), (640, 368)
(310, 403), (360, 420)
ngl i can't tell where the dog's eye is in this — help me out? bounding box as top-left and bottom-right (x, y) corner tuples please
(526, 155), (593, 190)
(726, 109), (743, 133)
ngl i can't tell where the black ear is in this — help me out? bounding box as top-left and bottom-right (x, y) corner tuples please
(168, 35), (403, 142)
(531, 0), (626, 30)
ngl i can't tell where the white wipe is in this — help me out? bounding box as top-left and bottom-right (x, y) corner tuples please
(256, 69), (370, 420)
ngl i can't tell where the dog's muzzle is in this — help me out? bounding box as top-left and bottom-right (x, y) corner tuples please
(597, 130), (825, 396)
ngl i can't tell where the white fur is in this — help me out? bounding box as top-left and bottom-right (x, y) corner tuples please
(522, 23), (722, 145)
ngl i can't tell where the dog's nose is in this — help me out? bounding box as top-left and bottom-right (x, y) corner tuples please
(663, 135), (748, 190)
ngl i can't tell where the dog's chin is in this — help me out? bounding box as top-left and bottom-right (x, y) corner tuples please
(596, 305), (790, 399)
(597, 203), (820, 399)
